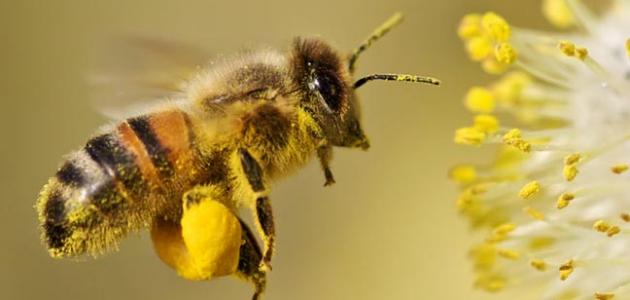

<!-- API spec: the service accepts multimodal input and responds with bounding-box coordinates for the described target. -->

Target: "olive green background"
[1,1,548,299]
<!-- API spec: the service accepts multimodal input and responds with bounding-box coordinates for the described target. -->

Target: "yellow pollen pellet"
[576,47,588,60]
[497,248,521,260]
[542,0,576,29]
[621,213,630,222]
[465,87,495,113]
[563,165,579,181]
[455,127,486,146]
[564,153,581,165]
[611,164,629,174]
[595,292,615,300]
[559,259,574,281]
[530,259,547,271]
[495,42,517,64]
[449,165,477,184]
[473,114,499,133]
[556,192,575,209]
[593,220,611,233]
[519,181,541,199]
[481,12,511,42]
[559,40,576,56]
[523,206,545,220]
[607,226,621,237]
[458,14,482,39]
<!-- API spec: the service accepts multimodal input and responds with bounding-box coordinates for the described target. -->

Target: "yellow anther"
[497,248,521,260]
[559,259,574,281]
[473,114,500,133]
[611,164,628,174]
[626,38,630,59]
[593,220,611,233]
[556,192,575,209]
[530,259,547,271]
[487,223,516,243]
[576,47,588,60]
[529,236,555,250]
[466,36,493,61]
[465,87,495,113]
[481,12,511,42]
[595,292,615,300]
[621,213,630,222]
[455,127,486,146]
[564,153,581,165]
[503,129,531,152]
[607,226,621,237]
[563,165,579,181]
[450,165,477,184]
[481,57,509,74]
[559,41,576,56]
[492,71,531,102]
[475,275,506,292]
[458,14,482,39]
[519,181,541,200]
[523,206,545,220]
[495,42,517,64]
[542,0,576,29]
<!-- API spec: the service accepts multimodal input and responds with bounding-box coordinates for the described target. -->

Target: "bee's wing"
[88,36,211,120]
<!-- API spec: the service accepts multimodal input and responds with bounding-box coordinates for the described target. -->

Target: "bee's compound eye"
[313,71,343,113]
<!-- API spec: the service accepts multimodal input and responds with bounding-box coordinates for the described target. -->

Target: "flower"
[452,1,630,299]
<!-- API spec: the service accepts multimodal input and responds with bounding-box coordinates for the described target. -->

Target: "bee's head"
[289,13,440,150]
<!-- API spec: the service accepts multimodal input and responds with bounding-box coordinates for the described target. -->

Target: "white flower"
[452,1,630,299]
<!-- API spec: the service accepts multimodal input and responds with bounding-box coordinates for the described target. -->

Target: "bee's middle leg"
[238,148,276,270]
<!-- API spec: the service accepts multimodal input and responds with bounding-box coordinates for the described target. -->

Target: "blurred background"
[0,1,551,299]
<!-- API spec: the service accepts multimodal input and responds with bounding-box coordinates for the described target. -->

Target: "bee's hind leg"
[238,148,276,271]
[236,219,267,300]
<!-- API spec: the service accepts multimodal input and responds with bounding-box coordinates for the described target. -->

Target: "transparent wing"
[88,36,211,120]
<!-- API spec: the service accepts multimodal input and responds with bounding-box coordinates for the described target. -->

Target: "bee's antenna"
[348,12,404,74]
[353,73,441,89]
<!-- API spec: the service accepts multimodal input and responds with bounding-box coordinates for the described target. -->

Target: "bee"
[36,13,439,299]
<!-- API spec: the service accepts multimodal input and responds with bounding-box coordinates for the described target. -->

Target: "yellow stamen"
[559,40,576,56]
[611,164,629,174]
[530,259,547,271]
[455,127,486,146]
[593,220,611,233]
[563,165,579,181]
[492,71,531,102]
[542,0,576,29]
[575,47,588,60]
[449,165,477,184]
[466,36,493,61]
[523,206,545,220]
[458,14,482,39]
[502,129,531,152]
[473,114,499,133]
[465,86,495,113]
[497,248,521,260]
[519,181,541,200]
[626,38,630,59]
[621,213,630,222]
[595,292,615,300]
[607,226,621,237]
[487,223,516,243]
[564,153,581,165]
[556,192,575,209]
[559,259,574,281]
[481,12,511,42]
[494,42,517,64]
[481,57,509,74]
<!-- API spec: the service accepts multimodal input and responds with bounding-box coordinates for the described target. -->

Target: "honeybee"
[36,13,439,299]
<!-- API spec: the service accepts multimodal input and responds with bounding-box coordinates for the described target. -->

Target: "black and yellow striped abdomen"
[37,109,216,257]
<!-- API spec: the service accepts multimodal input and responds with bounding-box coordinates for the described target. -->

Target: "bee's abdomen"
[38,109,198,257]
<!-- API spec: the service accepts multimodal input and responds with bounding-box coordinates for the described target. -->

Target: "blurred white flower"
[452,1,630,299]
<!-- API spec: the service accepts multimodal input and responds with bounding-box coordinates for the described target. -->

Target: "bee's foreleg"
[317,144,335,186]
[238,148,276,270]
